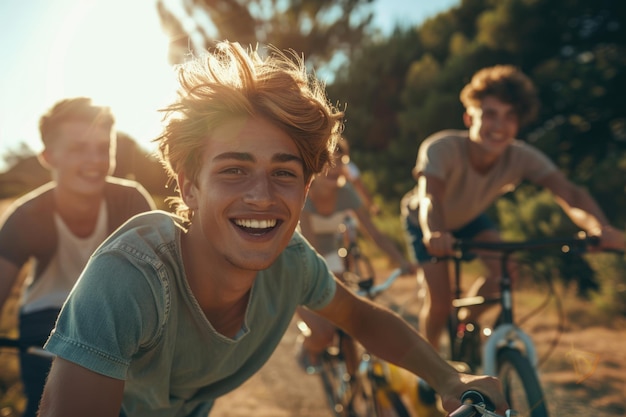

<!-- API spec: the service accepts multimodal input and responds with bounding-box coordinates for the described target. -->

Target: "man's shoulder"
[112,210,181,236]
[1,182,56,220]
[507,139,548,157]
[103,177,155,218]
[104,176,148,195]
[422,129,468,147]
[95,210,183,262]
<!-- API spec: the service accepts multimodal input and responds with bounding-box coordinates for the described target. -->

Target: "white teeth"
[235,219,277,229]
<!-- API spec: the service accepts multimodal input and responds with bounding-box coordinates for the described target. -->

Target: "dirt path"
[211,275,626,417]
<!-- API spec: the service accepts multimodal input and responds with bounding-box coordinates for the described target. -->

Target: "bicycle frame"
[449,250,539,376]
[444,234,618,417]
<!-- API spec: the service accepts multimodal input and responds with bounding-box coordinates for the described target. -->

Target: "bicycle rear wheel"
[497,348,549,417]
[319,350,353,416]
[319,345,377,416]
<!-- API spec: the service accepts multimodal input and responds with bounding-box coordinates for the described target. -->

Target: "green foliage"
[157,0,375,68]
[495,185,626,301]
[587,253,626,317]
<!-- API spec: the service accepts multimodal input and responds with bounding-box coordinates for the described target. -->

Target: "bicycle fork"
[482,323,539,376]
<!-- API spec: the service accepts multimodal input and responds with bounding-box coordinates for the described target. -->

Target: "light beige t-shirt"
[402,130,557,230]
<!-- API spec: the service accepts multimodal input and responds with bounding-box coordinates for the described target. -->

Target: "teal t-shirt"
[45,211,336,417]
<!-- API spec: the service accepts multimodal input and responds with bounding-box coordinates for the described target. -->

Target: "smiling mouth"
[233,218,279,234]
[80,169,106,180]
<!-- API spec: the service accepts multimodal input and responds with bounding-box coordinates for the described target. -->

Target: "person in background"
[335,138,380,216]
[401,64,626,350]
[0,97,155,417]
[38,42,506,417]
[296,140,415,372]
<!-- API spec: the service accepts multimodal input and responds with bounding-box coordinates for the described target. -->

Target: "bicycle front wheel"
[372,388,411,417]
[497,348,549,417]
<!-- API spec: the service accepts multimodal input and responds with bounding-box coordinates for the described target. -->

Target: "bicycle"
[0,336,55,417]
[436,233,623,417]
[298,215,443,417]
[449,390,517,417]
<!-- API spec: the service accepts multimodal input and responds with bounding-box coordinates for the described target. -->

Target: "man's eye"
[222,167,244,175]
[275,169,297,178]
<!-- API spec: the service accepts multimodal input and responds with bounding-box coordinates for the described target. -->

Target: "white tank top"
[20,201,108,313]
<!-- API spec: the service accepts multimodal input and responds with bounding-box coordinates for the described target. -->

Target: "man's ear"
[37,150,54,171]
[177,171,198,210]
[463,111,472,128]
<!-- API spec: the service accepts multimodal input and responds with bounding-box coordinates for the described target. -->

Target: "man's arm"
[314,279,507,413]
[538,171,625,250]
[38,357,125,417]
[417,174,455,256]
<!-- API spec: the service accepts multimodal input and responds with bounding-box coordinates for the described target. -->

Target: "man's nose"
[244,175,274,205]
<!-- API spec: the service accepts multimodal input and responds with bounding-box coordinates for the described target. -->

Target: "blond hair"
[39,97,115,148]
[156,41,344,221]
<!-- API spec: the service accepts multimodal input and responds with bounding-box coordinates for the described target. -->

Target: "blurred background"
[1,0,625,317]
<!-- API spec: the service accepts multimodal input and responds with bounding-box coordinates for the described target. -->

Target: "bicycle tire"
[372,387,411,417]
[319,350,353,416]
[319,351,380,417]
[497,348,549,417]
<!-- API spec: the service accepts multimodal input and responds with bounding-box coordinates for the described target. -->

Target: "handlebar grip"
[461,390,485,404]
[447,390,497,417]
[461,390,495,411]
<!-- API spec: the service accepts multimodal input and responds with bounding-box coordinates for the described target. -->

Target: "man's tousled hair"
[156,41,344,221]
[460,65,539,126]
[39,97,115,147]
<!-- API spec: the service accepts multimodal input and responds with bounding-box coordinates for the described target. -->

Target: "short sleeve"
[414,132,461,181]
[44,251,162,380]
[516,143,558,183]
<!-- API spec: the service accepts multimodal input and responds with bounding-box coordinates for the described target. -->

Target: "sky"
[0,0,459,172]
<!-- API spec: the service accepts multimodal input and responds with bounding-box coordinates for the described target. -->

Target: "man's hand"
[439,373,508,416]
[423,230,455,257]
[591,225,625,252]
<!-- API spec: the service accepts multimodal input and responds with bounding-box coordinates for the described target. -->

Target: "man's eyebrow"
[213,152,302,164]
[273,153,303,165]
[213,152,253,162]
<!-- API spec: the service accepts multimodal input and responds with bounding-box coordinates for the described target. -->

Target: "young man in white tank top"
[0,97,155,417]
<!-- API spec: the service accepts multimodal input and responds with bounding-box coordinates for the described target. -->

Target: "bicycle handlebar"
[448,390,517,417]
[355,268,403,299]
[454,234,599,254]
[0,337,56,360]
[452,233,624,257]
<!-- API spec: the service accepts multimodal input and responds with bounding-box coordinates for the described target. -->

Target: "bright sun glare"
[56,0,177,147]
[12,0,177,158]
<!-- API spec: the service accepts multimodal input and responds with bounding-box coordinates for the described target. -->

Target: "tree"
[156,0,376,68]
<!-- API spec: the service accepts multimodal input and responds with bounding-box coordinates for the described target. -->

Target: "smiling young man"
[0,97,155,417]
[38,42,507,417]
[401,65,626,349]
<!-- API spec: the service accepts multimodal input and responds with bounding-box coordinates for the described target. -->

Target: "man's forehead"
[55,120,112,142]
